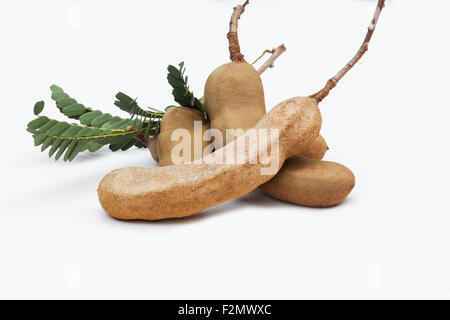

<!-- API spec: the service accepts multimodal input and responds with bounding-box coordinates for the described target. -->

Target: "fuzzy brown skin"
[301,135,328,160]
[156,107,212,167]
[259,155,355,207]
[98,97,321,220]
[204,62,266,149]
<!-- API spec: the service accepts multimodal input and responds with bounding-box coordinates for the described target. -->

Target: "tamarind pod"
[204,62,266,150]
[156,107,211,166]
[259,155,355,207]
[300,135,328,160]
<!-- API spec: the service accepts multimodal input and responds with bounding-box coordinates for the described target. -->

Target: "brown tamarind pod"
[299,135,328,160]
[259,155,355,207]
[156,107,212,166]
[205,4,327,160]
[204,2,266,150]
[204,62,266,150]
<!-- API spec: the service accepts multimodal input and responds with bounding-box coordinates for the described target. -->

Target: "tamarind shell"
[301,135,328,160]
[259,155,355,207]
[156,107,212,166]
[204,62,266,149]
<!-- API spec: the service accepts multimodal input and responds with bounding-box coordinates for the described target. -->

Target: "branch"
[257,44,287,75]
[227,1,250,62]
[311,0,386,102]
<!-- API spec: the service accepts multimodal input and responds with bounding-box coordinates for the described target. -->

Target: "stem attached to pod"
[311,0,386,102]
[257,44,287,75]
[227,0,249,62]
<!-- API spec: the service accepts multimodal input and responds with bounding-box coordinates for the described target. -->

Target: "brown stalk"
[311,0,386,102]
[227,0,249,62]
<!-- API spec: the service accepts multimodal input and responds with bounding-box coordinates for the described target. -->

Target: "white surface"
[1,0,450,299]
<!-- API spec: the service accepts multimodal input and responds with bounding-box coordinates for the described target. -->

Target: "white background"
[1,0,449,299]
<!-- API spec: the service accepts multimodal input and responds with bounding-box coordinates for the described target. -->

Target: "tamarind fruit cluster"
[98,0,385,220]
[98,97,322,220]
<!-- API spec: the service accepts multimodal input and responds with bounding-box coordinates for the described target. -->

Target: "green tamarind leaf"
[91,113,113,127]
[27,116,49,130]
[33,101,45,115]
[79,110,102,125]
[62,103,86,117]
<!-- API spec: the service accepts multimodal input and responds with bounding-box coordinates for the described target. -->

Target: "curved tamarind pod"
[156,107,211,166]
[259,155,355,207]
[98,97,321,220]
